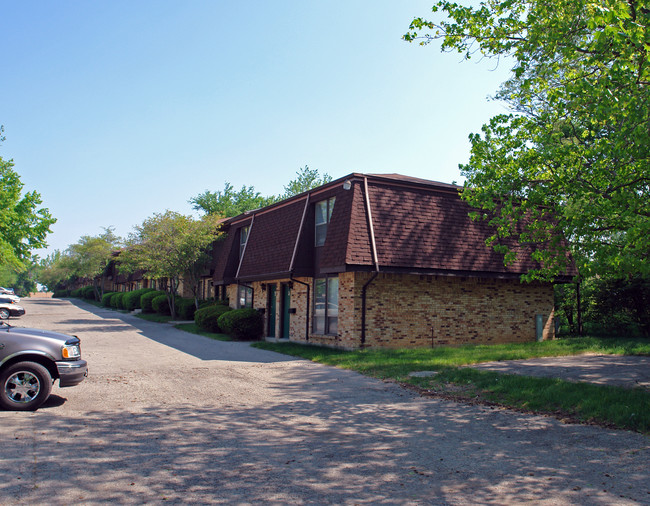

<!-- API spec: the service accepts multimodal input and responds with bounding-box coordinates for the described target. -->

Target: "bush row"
[193,303,262,340]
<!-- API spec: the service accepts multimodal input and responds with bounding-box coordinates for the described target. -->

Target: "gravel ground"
[1,298,648,505]
[469,355,650,390]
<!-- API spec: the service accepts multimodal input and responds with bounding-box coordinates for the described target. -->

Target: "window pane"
[327,197,336,221]
[315,201,328,225]
[314,316,325,334]
[315,224,327,247]
[327,277,339,317]
[327,317,338,335]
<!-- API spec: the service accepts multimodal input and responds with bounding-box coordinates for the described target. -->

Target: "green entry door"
[280,284,291,338]
[267,284,276,338]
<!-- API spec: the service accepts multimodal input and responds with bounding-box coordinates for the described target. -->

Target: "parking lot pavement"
[1,297,649,505]
[469,354,650,390]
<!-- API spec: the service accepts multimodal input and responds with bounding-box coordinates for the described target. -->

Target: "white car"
[0,287,15,295]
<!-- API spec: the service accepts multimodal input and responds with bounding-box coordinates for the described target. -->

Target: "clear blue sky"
[1,0,511,257]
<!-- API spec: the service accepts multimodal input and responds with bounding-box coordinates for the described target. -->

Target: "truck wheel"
[0,308,9,320]
[0,362,52,411]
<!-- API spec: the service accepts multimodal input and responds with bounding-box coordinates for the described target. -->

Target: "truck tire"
[0,362,53,411]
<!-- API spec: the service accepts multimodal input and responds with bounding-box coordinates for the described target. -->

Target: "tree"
[189,183,278,217]
[0,259,38,296]
[280,165,332,199]
[405,0,650,280]
[119,211,221,317]
[66,228,121,300]
[190,166,332,217]
[38,250,75,292]
[0,151,56,270]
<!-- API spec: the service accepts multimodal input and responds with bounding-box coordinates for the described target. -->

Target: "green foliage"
[217,307,263,340]
[141,290,166,313]
[194,304,232,333]
[52,289,70,298]
[175,297,198,320]
[110,292,125,309]
[0,153,56,270]
[189,182,278,217]
[101,292,115,307]
[70,288,83,298]
[122,288,154,311]
[405,0,650,280]
[81,286,96,300]
[280,166,332,199]
[119,211,221,318]
[37,228,120,293]
[152,293,172,315]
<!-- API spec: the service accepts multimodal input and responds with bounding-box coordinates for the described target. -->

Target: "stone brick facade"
[223,271,554,349]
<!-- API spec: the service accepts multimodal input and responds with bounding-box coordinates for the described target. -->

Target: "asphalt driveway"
[1,298,648,505]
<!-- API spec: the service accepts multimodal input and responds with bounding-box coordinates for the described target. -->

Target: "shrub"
[71,288,83,298]
[101,292,115,307]
[195,304,232,333]
[81,286,96,300]
[123,288,154,311]
[141,290,166,313]
[110,292,125,309]
[217,308,263,341]
[52,289,70,298]
[176,298,198,320]
[152,294,172,315]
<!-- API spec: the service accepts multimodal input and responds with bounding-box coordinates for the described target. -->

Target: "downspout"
[361,177,380,347]
[290,195,311,341]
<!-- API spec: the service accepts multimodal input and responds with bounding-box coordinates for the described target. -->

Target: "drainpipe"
[290,195,311,341]
[361,176,380,347]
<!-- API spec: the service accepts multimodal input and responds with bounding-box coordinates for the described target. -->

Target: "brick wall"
[357,273,555,348]
[223,271,554,349]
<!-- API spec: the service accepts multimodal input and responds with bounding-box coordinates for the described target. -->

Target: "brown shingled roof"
[211,173,576,282]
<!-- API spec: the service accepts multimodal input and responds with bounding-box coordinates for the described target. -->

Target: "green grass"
[135,313,173,323]
[174,323,231,341]
[252,337,650,434]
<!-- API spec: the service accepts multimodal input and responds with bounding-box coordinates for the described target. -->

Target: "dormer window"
[239,225,249,259]
[315,197,335,247]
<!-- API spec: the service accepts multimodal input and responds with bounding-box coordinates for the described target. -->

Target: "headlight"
[62,345,81,359]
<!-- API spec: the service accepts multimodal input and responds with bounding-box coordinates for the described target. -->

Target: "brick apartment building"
[212,173,576,349]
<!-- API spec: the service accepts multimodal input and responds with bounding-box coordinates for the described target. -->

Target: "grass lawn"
[135,313,174,323]
[252,337,650,434]
[174,323,231,341]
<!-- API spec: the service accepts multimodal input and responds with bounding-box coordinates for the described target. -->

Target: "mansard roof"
[212,173,576,283]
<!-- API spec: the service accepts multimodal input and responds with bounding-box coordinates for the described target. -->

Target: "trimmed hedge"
[81,286,96,300]
[152,294,172,315]
[53,289,70,298]
[195,304,232,333]
[101,292,115,307]
[217,308,263,341]
[176,297,198,320]
[71,288,83,298]
[110,292,125,309]
[141,290,166,313]
[123,288,154,311]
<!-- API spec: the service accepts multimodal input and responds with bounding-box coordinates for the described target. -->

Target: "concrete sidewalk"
[469,353,650,390]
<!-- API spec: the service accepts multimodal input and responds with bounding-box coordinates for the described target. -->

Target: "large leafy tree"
[66,228,121,300]
[406,0,650,280]
[119,211,221,317]
[0,136,56,270]
[190,166,332,217]
[189,183,278,217]
[280,165,332,199]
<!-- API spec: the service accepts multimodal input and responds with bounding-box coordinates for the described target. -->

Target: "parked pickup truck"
[0,322,88,410]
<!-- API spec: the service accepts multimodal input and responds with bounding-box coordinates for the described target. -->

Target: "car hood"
[1,326,77,342]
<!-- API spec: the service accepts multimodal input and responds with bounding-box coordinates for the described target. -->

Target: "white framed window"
[238,285,253,308]
[240,225,250,259]
[313,276,339,335]
[315,197,335,247]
